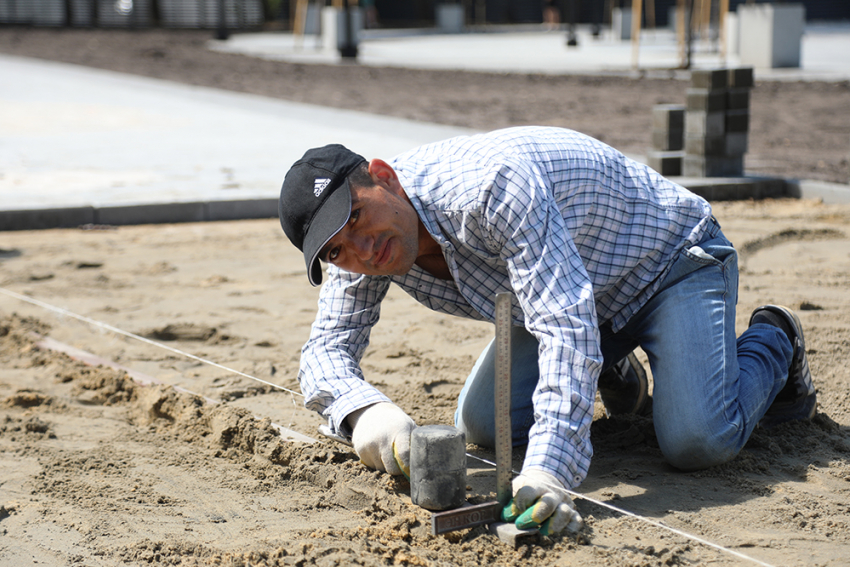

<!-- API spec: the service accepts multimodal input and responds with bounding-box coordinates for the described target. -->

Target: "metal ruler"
[494,292,513,505]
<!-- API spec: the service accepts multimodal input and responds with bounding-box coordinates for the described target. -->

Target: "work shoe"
[749,305,817,428]
[598,351,650,417]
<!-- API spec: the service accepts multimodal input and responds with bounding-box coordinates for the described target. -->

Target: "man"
[278,126,816,536]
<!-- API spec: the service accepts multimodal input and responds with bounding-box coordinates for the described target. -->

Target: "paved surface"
[0,54,475,229]
[214,22,850,82]
[2,23,850,230]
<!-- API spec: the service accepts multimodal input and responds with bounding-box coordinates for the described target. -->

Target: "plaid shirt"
[299,127,712,488]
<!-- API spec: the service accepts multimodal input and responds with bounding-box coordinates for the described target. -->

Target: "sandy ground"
[2,28,850,567]
[2,200,850,567]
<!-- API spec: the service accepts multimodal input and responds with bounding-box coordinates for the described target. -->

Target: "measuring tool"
[430,292,538,546]
[493,291,513,506]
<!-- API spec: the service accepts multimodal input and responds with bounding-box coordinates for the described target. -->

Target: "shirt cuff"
[327,387,391,439]
[522,429,591,489]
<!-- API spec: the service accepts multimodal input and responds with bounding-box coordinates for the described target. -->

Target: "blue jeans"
[455,220,792,471]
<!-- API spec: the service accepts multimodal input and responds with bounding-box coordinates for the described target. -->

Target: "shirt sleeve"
[298,266,394,438]
[482,159,602,489]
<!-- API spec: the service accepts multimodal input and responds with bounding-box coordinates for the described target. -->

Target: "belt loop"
[708,215,721,236]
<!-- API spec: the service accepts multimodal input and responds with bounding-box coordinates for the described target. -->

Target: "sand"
[2,198,850,566]
[1,28,850,567]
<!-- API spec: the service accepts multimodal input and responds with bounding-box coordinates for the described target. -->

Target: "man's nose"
[349,232,373,261]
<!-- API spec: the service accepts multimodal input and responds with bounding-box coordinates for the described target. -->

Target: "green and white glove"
[347,402,416,478]
[501,469,584,536]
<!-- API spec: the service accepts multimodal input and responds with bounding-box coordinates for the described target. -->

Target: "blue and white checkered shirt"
[299,126,712,488]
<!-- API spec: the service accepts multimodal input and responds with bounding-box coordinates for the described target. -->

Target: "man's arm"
[300,267,418,476]
[298,267,394,437]
[482,160,602,490]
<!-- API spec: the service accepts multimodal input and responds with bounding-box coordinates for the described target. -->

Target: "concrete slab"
[0,54,476,230]
[791,179,850,205]
[211,22,850,82]
[3,20,850,232]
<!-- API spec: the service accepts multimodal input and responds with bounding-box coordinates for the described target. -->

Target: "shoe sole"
[626,351,650,416]
[599,351,650,417]
[751,305,817,427]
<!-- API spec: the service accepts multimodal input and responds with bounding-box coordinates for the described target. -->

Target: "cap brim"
[302,179,353,287]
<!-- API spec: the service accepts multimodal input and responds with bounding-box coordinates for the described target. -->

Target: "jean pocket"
[682,244,720,266]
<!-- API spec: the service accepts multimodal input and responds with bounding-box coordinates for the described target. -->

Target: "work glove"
[348,402,416,478]
[501,469,584,536]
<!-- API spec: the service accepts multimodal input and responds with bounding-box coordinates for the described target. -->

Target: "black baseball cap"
[279,144,367,286]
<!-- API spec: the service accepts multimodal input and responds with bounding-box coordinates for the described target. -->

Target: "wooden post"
[294,0,307,37]
[699,0,711,40]
[631,0,643,69]
[719,0,730,63]
[677,0,687,68]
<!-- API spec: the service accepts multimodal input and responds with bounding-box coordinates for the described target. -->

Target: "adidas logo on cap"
[313,177,331,197]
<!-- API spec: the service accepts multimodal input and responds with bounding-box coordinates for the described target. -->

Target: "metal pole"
[566,0,578,46]
[339,0,358,59]
[216,0,229,40]
[592,0,602,37]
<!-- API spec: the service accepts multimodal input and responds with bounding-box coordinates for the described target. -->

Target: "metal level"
[431,501,502,535]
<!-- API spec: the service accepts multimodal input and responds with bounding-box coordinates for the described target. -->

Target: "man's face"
[319,161,421,277]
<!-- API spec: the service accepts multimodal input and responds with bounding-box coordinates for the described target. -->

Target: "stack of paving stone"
[683,67,754,177]
[648,104,686,176]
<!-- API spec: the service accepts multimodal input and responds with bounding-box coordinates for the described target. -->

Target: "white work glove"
[502,469,584,536]
[347,402,416,478]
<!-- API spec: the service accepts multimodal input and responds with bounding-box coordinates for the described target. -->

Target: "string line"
[0,287,303,398]
[465,453,775,567]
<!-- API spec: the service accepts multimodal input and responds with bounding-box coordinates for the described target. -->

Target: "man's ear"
[368,158,398,186]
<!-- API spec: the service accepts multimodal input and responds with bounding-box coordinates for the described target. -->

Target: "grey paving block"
[725,109,750,133]
[648,150,684,176]
[685,133,748,156]
[686,110,726,137]
[0,207,95,231]
[652,104,686,131]
[725,132,748,155]
[726,87,751,110]
[652,128,684,151]
[691,69,728,90]
[728,67,755,88]
[487,522,540,548]
[686,88,727,112]
[683,155,744,177]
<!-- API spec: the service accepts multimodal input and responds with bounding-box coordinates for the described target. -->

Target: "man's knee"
[455,408,495,448]
[657,424,741,471]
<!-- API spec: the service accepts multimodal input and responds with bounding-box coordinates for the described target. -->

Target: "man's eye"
[350,209,360,224]
[328,247,340,262]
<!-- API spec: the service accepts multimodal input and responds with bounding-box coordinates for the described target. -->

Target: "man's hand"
[501,469,583,536]
[347,402,416,477]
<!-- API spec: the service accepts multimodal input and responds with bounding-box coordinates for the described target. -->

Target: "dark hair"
[346,161,372,190]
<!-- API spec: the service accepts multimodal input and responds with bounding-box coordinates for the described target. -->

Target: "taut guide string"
[0,286,776,567]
